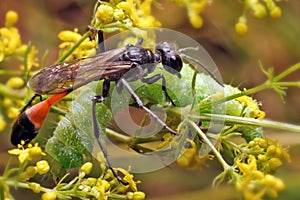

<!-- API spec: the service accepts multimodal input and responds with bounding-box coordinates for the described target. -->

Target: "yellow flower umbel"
[93,0,161,28]
[0,10,39,130]
[176,139,207,169]
[236,155,285,200]
[234,138,290,199]
[235,0,284,35]
[8,142,46,164]
[58,29,96,60]
[0,10,39,67]
[236,92,266,119]
[0,10,21,61]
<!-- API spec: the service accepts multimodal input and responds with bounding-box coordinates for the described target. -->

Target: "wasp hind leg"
[20,94,43,113]
[91,79,129,185]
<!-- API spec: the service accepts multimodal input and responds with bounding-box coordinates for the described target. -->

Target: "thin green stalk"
[105,128,132,143]
[0,83,27,99]
[56,32,91,63]
[201,62,300,110]
[273,62,300,82]
[201,83,269,109]
[0,70,22,76]
[189,113,300,133]
[274,82,300,87]
[188,119,231,170]
[23,43,33,83]
[4,179,52,193]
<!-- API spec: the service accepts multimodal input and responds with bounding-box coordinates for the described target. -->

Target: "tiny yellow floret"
[6,77,24,89]
[0,116,7,132]
[253,4,267,19]
[42,191,57,200]
[96,4,114,24]
[58,30,81,42]
[270,6,282,19]
[235,22,248,36]
[36,160,50,174]
[5,10,18,27]
[80,162,93,175]
[29,182,41,193]
[133,191,146,200]
[189,13,203,28]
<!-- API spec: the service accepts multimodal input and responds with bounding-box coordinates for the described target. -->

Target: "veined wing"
[28,47,130,94]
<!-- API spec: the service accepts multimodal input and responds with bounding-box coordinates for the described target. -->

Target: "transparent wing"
[28,47,131,94]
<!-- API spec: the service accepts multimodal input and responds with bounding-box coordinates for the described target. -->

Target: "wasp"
[11,29,223,184]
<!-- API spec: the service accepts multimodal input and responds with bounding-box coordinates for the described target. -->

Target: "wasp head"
[155,42,182,78]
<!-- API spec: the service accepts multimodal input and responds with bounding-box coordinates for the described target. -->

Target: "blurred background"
[0,0,300,199]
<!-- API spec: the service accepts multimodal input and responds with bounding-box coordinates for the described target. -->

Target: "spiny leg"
[141,74,176,106]
[92,79,128,185]
[119,78,178,135]
[89,30,128,185]
[20,94,42,113]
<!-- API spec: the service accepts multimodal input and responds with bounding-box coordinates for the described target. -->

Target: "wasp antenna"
[136,38,144,46]
[180,54,224,87]
[178,46,199,53]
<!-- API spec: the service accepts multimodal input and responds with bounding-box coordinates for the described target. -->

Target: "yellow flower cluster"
[58,29,96,59]
[76,162,146,199]
[95,0,161,28]
[176,139,208,168]
[236,93,266,119]
[235,138,290,199]
[185,0,207,28]
[0,10,39,132]
[171,0,207,28]
[8,142,50,181]
[8,142,46,163]
[0,10,39,67]
[235,0,284,35]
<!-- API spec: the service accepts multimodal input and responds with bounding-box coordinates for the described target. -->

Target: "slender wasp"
[11,29,223,184]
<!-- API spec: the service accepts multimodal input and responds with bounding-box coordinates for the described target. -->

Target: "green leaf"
[46,84,111,168]
[236,126,263,142]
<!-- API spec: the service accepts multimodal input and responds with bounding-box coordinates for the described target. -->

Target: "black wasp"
[11,29,222,184]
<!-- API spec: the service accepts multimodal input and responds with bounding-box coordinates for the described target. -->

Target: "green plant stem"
[3,179,52,193]
[0,83,27,99]
[201,62,300,110]
[56,32,91,63]
[0,70,23,76]
[189,113,300,133]
[23,43,33,82]
[188,119,231,170]
[273,62,300,82]
[200,84,268,109]
[105,128,132,143]
[274,82,300,87]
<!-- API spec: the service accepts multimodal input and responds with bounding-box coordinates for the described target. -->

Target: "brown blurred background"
[0,0,300,199]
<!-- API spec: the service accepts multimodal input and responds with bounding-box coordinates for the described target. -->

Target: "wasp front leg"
[141,74,177,106]
[118,78,179,136]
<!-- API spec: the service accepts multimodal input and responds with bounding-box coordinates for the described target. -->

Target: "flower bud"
[235,22,248,36]
[5,10,18,27]
[36,160,50,174]
[42,192,57,200]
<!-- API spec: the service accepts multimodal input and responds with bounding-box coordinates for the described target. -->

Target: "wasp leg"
[20,94,43,113]
[92,79,129,185]
[141,74,176,106]
[87,26,105,54]
[96,29,105,53]
[119,78,178,136]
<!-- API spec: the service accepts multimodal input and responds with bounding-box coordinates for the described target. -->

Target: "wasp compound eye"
[155,42,182,77]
